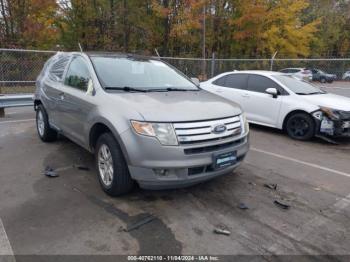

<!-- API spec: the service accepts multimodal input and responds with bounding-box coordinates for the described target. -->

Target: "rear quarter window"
[48,55,71,82]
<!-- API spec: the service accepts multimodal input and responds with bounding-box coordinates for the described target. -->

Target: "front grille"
[339,111,350,120]
[184,139,244,155]
[173,116,242,145]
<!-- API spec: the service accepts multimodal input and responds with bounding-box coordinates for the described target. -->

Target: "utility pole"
[202,2,206,80]
[270,51,278,71]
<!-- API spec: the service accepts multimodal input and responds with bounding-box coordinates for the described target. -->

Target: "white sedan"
[201,71,350,140]
[342,71,350,81]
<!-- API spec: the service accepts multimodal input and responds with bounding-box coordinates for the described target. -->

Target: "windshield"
[90,56,199,91]
[273,75,326,95]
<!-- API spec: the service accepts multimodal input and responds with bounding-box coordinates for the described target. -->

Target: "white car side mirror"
[191,77,200,86]
[265,88,278,98]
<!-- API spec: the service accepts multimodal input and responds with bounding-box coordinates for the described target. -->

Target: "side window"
[49,55,70,82]
[247,75,285,94]
[224,74,248,90]
[280,69,289,73]
[64,57,90,91]
[213,76,227,86]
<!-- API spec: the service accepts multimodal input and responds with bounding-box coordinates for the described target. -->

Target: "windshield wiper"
[296,91,325,95]
[149,87,198,92]
[308,91,326,95]
[105,86,148,92]
[165,87,197,92]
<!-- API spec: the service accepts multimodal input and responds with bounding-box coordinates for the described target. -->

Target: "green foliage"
[0,0,349,57]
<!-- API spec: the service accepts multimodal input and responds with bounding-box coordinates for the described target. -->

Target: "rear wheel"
[36,104,57,142]
[285,113,315,141]
[95,133,134,196]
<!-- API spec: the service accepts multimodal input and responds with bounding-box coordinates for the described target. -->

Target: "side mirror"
[191,77,200,86]
[265,88,278,98]
[86,79,95,96]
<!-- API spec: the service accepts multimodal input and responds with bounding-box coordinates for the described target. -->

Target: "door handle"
[242,93,249,98]
[215,89,223,93]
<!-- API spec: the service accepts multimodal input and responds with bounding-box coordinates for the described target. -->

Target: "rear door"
[40,55,70,128]
[210,73,249,109]
[59,56,95,145]
[244,75,284,126]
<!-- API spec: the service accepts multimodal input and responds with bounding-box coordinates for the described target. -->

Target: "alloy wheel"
[98,144,114,187]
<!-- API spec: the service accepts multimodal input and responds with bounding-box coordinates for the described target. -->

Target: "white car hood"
[300,93,350,111]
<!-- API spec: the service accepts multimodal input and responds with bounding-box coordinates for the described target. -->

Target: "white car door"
[243,74,284,127]
[205,73,249,111]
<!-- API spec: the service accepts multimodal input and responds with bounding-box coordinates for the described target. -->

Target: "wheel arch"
[282,110,315,131]
[88,121,130,164]
[89,122,112,152]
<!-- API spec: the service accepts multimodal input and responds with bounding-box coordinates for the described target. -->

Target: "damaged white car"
[201,71,350,141]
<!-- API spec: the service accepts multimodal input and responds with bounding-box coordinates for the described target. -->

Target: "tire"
[320,78,326,83]
[36,104,58,142]
[285,113,315,141]
[95,133,134,196]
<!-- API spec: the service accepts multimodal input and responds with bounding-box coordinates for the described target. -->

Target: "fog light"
[153,169,169,177]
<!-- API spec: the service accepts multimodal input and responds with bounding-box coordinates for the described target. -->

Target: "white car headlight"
[240,113,249,135]
[131,121,178,146]
[319,106,344,121]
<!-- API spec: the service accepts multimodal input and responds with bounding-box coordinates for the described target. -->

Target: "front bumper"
[120,129,249,189]
[317,118,350,137]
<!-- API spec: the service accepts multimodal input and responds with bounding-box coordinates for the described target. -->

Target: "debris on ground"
[213,226,231,236]
[264,183,277,190]
[74,165,90,171]
[43,166,59,178]
[238,203,249,210]
[123,214,156,232]
[248,182,256,186]
[274,200,290,210]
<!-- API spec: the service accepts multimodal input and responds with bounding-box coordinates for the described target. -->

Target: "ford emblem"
[212,124,227,134]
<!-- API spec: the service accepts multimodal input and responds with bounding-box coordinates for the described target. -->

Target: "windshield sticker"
[131,63,145,74]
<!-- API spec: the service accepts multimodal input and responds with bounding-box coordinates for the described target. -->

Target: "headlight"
[131,121,178,146]
[319,107,345,120]
[240,113,249,135]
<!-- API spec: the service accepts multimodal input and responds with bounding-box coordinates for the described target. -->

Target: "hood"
[109,90,242,122]
[300,93,350,111]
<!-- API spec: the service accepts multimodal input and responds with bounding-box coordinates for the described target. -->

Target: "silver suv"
[34,52,249,196]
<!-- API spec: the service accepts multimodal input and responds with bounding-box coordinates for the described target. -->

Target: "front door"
[59,56,95,145]
[244,75,283,127]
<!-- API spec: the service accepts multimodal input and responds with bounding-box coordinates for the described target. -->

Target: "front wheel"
[285,113,315,141]
[95,133,134,196]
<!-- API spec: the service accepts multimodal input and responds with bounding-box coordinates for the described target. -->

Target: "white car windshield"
[91,56,199,92]
[273,75,326,95]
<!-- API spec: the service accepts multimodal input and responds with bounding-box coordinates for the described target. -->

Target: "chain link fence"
[1,48,350,94]
[0,49,55,94]
[163,57,350,80]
